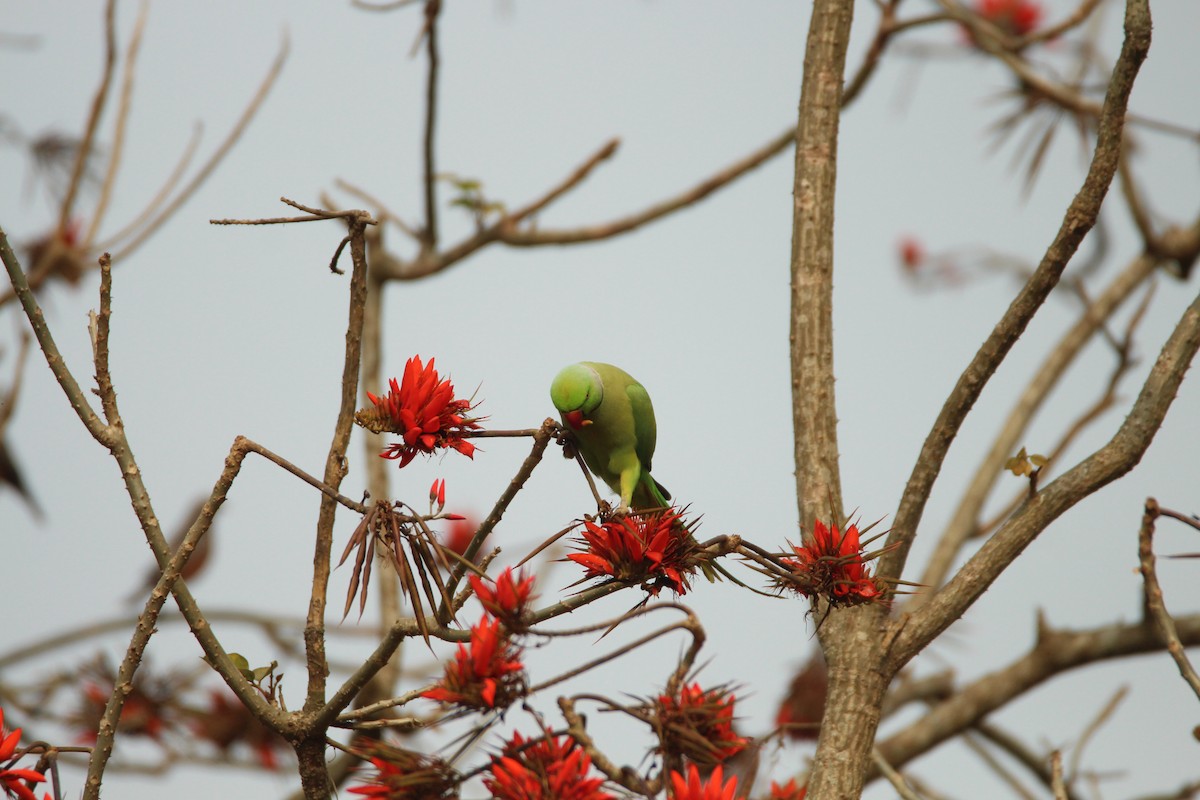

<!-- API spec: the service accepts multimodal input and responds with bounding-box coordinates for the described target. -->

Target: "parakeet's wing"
[625,381,657,472]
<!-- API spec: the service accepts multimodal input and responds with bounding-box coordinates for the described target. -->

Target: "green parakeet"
[550,362,671,513]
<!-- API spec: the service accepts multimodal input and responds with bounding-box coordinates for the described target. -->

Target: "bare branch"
[895,284,1200,664]
[876,613,1200,779]
[912,253,1158,599]
[880,0,1152,586]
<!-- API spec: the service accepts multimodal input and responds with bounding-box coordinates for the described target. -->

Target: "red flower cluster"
[1,708,47,800]
[568,509,699,596]
[484,733,612,800]
[653,683,748,766]
[422,616,525,710]
[769,778,807,800]
[349,742,459,800]
[469,567,536,630]
[190,691,287,770]
[974,0,1042,36]
[359,356,482,469]
[780,520,884,607]
[669,764,738,800]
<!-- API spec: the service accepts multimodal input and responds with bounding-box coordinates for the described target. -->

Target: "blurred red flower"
[78,681,171,741]
[422,616,525,710]
[359,356,482,468]
[897,236,925,272]
[568,508,699,596]
[974,0,1042,36]
[769,778,808,800]
[484,732,613,800]
[669,764,738,800]
[190,690,288,770]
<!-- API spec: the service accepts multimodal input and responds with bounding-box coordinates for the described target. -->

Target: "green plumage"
[550,362,671,512]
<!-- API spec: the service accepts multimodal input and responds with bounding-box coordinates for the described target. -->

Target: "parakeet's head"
[550,363,603,430]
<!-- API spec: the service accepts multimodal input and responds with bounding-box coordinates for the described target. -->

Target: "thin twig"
[83,0,149,252]
[1051,751,1069,800]
[871,749,925,800]
[1067,684,1127,783]
[1138,498,1200,701]
[59,0,116,233]
[419,0,440,254]
[110,34,290,263]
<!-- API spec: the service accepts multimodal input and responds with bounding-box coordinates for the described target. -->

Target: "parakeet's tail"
[632,474,671,511]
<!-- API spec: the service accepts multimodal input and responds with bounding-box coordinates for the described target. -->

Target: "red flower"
[779,520,885,607]
[0,708,46,800]
[567,509,700,596]
[190,691,287,770]
[422,616,525,710]
[484,733,613,800]
[441,516,481,559]
[358,356,483,469]
[653,683,748,766]
[669,764,738,800]
[348,743,458,800]
[775,654,827,741]
[769,778,807,800]
[469,567,536,630]
[974,0,1042,36]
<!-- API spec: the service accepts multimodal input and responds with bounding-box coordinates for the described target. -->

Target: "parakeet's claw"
[613,503,632,517]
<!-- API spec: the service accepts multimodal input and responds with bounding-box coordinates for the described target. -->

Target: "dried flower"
[652,683,748,766]
[567,508,701,596]
[0,707,46,800]
[349,742,459,800]
[669,764,738,800]
[469,567,537,630]
[422,616,525,710]
[357,356,482,469]
[779,520,885,607]
[775,653,827,741]
[484,733,613,800]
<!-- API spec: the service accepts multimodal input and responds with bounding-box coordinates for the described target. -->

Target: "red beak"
[564,410,589,429]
